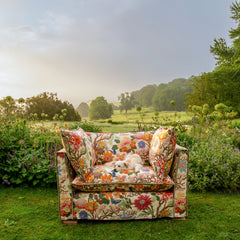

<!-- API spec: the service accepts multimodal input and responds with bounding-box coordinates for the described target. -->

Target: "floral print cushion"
[149,127,177,181]
[71,165,174,192]
[61,128,96,181]
[72,191,174,220]
[86,131,154,165]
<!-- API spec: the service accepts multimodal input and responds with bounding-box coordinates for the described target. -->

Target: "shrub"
[66,121,102,132]
[0,119,62,186]
[0,120,102,186]
[188,133,240,193]
[1,147,59,187]
[79,121,102,132]
[0,119,31,162]
[177,133,197,149]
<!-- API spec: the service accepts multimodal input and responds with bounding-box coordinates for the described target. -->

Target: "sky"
[0,0,235,107]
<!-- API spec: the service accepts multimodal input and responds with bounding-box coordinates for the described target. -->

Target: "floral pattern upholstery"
[57,129,188,222]
[72,165,174,192]
[72,191,174,220]
[170,145,188,217]
[85,131,154,165]
[149,127,177,181]
[61,128,96,181]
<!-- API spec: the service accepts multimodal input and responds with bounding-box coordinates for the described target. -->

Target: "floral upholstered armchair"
[56,127,188,224]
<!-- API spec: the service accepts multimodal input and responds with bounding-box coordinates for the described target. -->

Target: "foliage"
[1,148,57,187]
[152,78,192,111]
[0,92,81,121]
[69,120,102,132]
[0,119,103,186]
[0,119,32,162]
[177,132,197,149]
[0,96,22,120]
[0,119,62,187]
[76,102,89,118]
[132,85,157,107]
[88,96,113,120]
[188,132,240,193]
[118,92,135,114]
[25,92,81,121]
[186,1,240,113]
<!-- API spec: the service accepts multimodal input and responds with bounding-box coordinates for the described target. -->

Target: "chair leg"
[174,217,186,220]
[63,220,78,225]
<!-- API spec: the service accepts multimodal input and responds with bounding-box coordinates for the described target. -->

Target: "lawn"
[91,109,192,133]
[0,187,239,240]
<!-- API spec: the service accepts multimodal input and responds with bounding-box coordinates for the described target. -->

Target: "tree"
[76,102,89,118]
[152,78,192,111]
[186,1,240,112]
[186,74,218,108]
[25,92,81,121]
[0,96,17,119]
[89,96,113,120]
[131,85,157,107]
[140,85,157,107]
[118,92,135,114]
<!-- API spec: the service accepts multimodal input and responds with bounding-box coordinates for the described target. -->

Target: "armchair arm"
[56,149,75,221]
[170,144,189,218]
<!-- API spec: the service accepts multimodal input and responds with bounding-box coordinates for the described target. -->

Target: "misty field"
[87,108,192,132]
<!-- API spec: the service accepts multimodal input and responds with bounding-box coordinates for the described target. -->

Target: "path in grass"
[0,187,239,240]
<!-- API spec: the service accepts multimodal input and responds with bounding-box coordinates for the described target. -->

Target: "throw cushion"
[149,127,177,181]
[71,165,174,192]
[85,131,154,165]
[60,127,96,181]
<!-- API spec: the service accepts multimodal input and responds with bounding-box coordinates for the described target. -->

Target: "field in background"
[86,108,192,132]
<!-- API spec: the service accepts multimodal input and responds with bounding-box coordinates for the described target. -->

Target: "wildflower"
[2,179,10,185]
[63,122,68,128]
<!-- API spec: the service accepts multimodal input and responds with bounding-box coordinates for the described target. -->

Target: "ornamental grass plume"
[18,139,25,146]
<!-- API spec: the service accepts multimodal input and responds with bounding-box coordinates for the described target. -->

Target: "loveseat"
[56,127,188,224]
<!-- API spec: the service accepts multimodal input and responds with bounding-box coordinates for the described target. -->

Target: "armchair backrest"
[86,131,154,165]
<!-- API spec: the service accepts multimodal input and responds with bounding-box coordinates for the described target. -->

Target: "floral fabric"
[60,128,96,181]
[72,165,174,192]
[56,133,188,222]
[86,131,154,165]
[149,127,177,181]
[72,191,174,220]
[56,151,74,220]
[170,145,188,218]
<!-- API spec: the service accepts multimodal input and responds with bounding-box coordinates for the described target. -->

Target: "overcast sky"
[0,0,234,107]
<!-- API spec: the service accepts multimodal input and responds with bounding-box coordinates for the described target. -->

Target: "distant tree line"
[76,78,193,120]
[0,92,81,121]
[131,78,192,111]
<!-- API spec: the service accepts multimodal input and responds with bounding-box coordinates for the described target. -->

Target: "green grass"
[92,108,192,132]
[102,108,192,124]
[28,109,192,133]
[0,187,239,240]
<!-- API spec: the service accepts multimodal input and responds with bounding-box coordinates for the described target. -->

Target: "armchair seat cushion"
[71,165,174,192]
